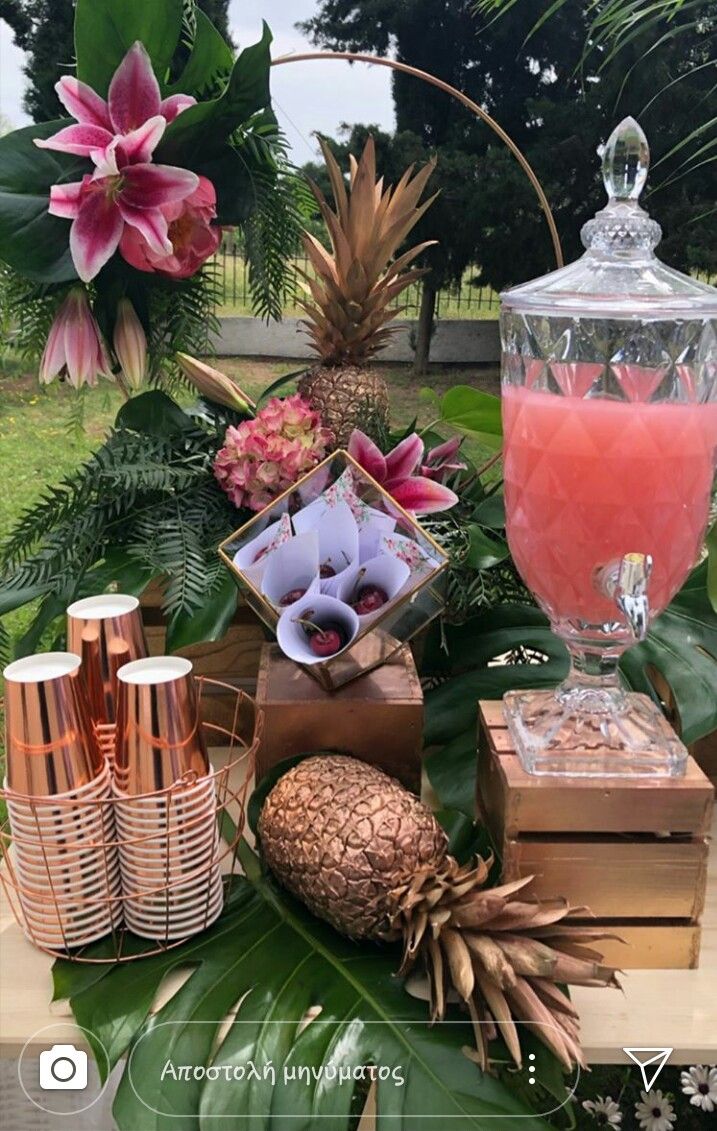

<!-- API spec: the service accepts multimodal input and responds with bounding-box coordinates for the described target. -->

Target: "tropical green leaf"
[620,561,717,744]
[115,390,194,437]
[466,524,509,569]
[82,548,157,599]
[439,386,503,449]
[166,9,234,98]
[74,0,184,96]
[424,731,481,818]
[424,645,567,747]
[0,583,51,616]
[156,24,273,167]
[256,368,307,407]
[54,871,555,1131]
[14,592,67,657]
[471,492,506,530]
[166,570,237,650]
[0,121,86,282]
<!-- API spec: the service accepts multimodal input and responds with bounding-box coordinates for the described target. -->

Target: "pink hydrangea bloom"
[119,176,221,278]
[214,395,334,511]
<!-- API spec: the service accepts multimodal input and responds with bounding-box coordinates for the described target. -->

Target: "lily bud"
[39,287,113,389]
[177,352,255,414]
[113,298,147,391]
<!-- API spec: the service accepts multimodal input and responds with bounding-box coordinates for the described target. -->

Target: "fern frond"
[0,406,239,631]
[147,269,222,387]
[232,118,313,323]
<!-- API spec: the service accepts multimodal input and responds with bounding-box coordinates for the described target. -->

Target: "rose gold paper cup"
[117,828,219,868]
[125,895,221,923]
[112,769,217,807]
[25,902,123,949]
[3,653,102,796]
[15,857,121,896]
[119,844,220,890]
[122,869,222,905]
[114,657,209,795]
[67,594,148,727]
[124,887,223,939]
[16,863,122,902]
[113,773,216,819]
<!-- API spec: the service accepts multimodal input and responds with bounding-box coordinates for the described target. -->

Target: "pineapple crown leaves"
[389,853,622,1074]
[298,135,439,365]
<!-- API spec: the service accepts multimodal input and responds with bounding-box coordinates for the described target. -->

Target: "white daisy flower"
[680,1065,717,1112]
[635,1090,676,1131]
[582,1095,623,1127]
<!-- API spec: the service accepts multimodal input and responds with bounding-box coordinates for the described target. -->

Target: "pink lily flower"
[421,436,467,482]
[348,429,459,515]
[48,141,199,282]
[35,42,195,164]
[39,288,113,389]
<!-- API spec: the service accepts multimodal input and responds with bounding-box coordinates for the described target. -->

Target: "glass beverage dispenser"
[500,118,717,776]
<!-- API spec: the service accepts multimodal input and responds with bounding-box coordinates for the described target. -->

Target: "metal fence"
[213,243,500,320]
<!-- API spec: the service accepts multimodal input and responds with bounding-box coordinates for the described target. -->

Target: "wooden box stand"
[255,643,424,791]
[477,701,715,970]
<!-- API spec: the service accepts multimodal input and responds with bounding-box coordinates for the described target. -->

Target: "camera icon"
[39,1044,88,1091]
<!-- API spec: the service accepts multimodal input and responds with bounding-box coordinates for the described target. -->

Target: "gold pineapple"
[297,137,437,446]
[259,754,621,1072]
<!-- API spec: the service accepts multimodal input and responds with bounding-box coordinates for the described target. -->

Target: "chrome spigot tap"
[603,552,653,641]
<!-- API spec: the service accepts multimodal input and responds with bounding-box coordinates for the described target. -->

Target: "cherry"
[293,614,346,658]
[279,587,307,607]
[353,584,389,615]
[309,626,344,657]
[319,562,336,578]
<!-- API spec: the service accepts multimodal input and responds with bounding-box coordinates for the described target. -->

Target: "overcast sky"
[0,1,395,161]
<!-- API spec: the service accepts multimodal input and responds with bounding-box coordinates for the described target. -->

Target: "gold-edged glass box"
[218,450,449,690]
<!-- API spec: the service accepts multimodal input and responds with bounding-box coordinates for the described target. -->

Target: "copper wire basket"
[0,679,261,963]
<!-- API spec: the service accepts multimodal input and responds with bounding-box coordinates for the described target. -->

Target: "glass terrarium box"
[218,450,449,690]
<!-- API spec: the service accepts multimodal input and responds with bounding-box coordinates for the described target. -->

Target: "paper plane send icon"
[623,1048,673,1092]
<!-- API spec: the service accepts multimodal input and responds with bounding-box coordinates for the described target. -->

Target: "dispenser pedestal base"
[503,687,689,777]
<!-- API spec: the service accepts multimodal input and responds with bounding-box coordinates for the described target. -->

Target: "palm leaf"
[54,863,556,1131]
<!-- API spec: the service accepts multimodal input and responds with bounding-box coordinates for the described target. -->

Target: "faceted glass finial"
[602,116,649,201]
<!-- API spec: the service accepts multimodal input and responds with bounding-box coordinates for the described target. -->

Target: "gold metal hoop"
[272,50,564,269]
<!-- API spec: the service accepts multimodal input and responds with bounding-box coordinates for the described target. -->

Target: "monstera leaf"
[423,605,569,816]
[54,857,557,1131]
[621,560,717,745]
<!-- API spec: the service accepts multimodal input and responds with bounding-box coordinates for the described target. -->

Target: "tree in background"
[302,0,717,371]
[1,0,232,122]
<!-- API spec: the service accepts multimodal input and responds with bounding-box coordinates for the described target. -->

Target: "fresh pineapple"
[259,754,621,1072]
[297,137,437,446]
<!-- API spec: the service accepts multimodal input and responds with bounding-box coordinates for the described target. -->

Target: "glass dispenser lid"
[502,117,717,319]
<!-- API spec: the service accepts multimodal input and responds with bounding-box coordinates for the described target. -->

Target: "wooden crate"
[477,700,715,969]
[255,643,424,791]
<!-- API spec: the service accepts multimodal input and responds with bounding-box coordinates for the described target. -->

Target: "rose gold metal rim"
[271,51,563,270]
[0,681,261,962]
